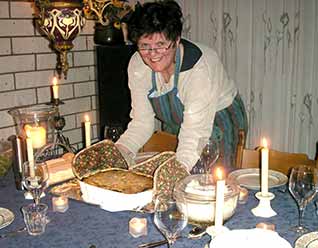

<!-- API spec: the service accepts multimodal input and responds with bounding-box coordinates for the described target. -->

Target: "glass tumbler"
[22,203,48,236]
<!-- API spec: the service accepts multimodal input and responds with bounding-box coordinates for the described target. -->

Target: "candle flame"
[216,167,223,180]
[262,138,268,148]
[84,115,90,122]
[52,77,58,86]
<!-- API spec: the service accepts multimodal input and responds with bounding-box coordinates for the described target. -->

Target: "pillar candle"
[84,115,91,147]
[215,167,225,228]
[25,124,46,149]
[261,138,269,195]
[25,130,35,177]
[52,77,59,99]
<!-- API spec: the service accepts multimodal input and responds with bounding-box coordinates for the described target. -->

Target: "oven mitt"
[153,156,190,200]
[72,139,128,179]
[130,151,175,176]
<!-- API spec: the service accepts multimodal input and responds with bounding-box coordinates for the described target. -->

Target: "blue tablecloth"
[0,171,317,248]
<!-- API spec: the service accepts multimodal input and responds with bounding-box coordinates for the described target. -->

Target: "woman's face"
[137,33,180,74]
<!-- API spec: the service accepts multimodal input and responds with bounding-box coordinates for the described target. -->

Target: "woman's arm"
[116,54,155,156]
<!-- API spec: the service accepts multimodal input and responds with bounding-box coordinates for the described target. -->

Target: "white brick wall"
[0,89,36,109]
[0,55,35,74]
[0,74,14,92]
[0,0,98,149]
[0,2,9,18]
[74,81,96,97]
[0,20,34,37]
[12,37,52,54]
[10,2,34,18]
[0,38,10,55]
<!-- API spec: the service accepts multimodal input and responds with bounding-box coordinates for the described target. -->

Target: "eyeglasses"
[138,42,174,54]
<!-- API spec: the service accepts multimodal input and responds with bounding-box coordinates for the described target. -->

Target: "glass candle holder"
[8,105,57,146]
[129,217,147,238]
[52,196,69,213]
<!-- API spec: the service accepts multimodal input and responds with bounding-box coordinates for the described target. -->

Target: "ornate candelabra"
[41,98,77,160]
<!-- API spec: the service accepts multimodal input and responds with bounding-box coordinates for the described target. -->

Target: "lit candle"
[84,115,91,147]
[25,130,35,177]
[129,217,147,238]
[215,167,225,228]
[238,187,249,204]
[261,138,269,196]
[25,124,46,149]
[52,196,69,213]
[52,77,59,99]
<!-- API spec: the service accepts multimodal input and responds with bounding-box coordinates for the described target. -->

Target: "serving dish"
[79,169,153,212]
[228,168,288,190]
[174,174,239,225]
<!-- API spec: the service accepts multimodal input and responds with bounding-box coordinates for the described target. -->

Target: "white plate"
[209,228,292,248]
[228,168,288,190]
[0,208,14,229]
[295,231,318,248]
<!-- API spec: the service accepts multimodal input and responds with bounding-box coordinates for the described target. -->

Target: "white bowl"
[79,180,152,212]
[174,174,239,225]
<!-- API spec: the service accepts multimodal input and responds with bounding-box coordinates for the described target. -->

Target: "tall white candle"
[84,115,91,147]
[52,77,59,99]
[215,167,225,228]
[25,130,35,177]
[261,138,269,195]
[25,124,46,149]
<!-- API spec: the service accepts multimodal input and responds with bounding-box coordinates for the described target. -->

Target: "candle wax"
[84,115,91,147]
[261,138,269,195]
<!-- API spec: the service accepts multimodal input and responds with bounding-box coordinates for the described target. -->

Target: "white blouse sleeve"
[116,54,155,156]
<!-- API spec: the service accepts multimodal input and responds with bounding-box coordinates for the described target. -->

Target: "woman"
[116,0,248,173]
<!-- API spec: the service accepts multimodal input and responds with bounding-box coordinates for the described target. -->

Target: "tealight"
[52,196,69,213]
[129,217,147,238]
[256,222,275,231]
[238,187,248,204]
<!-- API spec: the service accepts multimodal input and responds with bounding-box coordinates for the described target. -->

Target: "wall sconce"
[34,0,86,79]
[33,0,134,79]
[83,0,131,26]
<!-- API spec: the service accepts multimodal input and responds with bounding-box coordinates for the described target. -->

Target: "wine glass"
[195,137,220,175]
[154,195,188,247]
[288,165,318,234]
[22,161,49,205]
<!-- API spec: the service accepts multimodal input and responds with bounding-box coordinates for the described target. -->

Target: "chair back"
[139,131,177,152]
[236,147,316,175]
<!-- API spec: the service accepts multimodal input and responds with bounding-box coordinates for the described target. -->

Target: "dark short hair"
[128,0,183,44]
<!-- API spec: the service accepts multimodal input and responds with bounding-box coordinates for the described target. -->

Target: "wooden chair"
[139,131,177,153]
[236,146,316,175]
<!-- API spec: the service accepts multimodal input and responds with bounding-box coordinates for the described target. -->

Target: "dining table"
[0,169,317,248]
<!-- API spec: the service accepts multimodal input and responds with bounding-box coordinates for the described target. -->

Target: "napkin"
[209,228,292,248]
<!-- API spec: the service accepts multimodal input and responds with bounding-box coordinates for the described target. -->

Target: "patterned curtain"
[176,0,318,158]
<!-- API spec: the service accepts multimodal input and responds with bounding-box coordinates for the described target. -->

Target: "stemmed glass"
[288,165,318,234]
[22,161,49,205]
[154,195,188,247]
[194,137,220,175]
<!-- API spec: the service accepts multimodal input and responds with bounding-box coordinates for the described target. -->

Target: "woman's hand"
[115,143,136,167]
